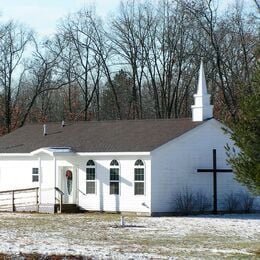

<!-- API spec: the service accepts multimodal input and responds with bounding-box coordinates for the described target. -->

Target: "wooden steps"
[55,204,81,213]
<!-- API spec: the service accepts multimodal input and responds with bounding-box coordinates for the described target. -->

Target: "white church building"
[0,62,258,214]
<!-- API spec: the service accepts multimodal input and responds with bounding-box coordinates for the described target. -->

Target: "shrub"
[174,187,195,215]
[224,192,240,212]
[194,191,212,213]
[239,191,255,212]
[174,188,212,215]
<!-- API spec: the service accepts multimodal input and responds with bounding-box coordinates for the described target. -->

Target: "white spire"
[191,61,213,121]
[197,60,208,96]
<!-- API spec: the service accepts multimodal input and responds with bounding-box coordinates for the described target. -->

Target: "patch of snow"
[0,213,259,258]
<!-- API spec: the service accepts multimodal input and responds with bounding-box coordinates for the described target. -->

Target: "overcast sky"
[0,0,121,37]
[0,0,256,38]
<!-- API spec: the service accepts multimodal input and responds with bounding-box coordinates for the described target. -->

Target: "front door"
[63,167,76,204]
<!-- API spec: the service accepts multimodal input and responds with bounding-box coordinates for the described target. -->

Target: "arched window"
[86,160,96,194]
[135,160,144,166]
[87,160,95,166]
[134,159,145,195]
[110,159,119,166]
[110,159,119,194]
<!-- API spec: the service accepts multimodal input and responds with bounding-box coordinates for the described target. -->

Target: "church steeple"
[191,60,213,121]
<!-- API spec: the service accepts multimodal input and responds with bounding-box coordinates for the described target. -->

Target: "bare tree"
[0,0,258,133]
[58,9,103,121]
[179,0,257,120]
[88,11,123,120]
[19,38,68,126]
[110,1,151,119]
[253,0,260,11]
[51,33,77,116]
[134,0,198,118]
[0,21,32,133]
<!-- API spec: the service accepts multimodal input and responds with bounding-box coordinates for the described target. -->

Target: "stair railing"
[55,187,64,213]
[77,188,87,196]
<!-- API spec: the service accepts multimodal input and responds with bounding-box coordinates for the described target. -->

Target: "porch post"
[38,157,41,206]
[75,165,78,205]
[53,156,56,205]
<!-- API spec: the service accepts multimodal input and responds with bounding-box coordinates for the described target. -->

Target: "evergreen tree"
[226,47,260,195]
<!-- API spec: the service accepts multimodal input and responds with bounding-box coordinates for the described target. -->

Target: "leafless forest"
[0,0,259,135]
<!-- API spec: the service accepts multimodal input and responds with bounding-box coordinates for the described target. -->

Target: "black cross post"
[197,149,232,214]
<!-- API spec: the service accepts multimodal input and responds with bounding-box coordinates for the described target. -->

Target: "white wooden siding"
[151,119,260,213]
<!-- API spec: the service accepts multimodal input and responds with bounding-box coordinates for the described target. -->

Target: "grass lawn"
[0,212,259,259]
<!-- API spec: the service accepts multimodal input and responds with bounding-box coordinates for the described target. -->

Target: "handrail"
[0,187,38,194]
[55,187,64,213]
[78,189,87,196]
[55,187,64,195]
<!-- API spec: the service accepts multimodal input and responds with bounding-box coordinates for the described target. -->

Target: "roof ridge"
[23,118,193,126]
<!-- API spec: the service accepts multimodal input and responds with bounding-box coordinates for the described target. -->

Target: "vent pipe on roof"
[43,124,47,136]
[62,120,65,127]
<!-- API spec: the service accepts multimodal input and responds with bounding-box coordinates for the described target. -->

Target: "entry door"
[63,167,76,204]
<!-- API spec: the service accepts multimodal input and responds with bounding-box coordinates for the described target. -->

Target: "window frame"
[32,167,39,182]
[86,160,96,194]
[134,160,145,195]
[109,159,120,195]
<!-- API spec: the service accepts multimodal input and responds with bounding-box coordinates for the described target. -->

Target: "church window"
[134,160,144,195]
[86,160,96,194]
[110,160,119,195]
[32,168,39,182]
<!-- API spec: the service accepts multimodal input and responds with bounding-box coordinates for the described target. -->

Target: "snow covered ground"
[0,213,259,259]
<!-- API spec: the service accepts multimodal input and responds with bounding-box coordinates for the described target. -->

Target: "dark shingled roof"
[0,119,203,153]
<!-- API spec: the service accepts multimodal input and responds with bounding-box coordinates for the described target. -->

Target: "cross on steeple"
[197,149,232,214]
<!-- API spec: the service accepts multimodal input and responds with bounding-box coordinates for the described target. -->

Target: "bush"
[194,191,212,213]
[174,187,195,215]
[174,188,211,215]
[239,191,255,212]
[224,192,240,212]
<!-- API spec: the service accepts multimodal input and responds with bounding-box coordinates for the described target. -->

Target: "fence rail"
[0,187,39,212]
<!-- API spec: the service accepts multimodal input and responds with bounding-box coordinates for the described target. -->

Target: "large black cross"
[197,149,232,214]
